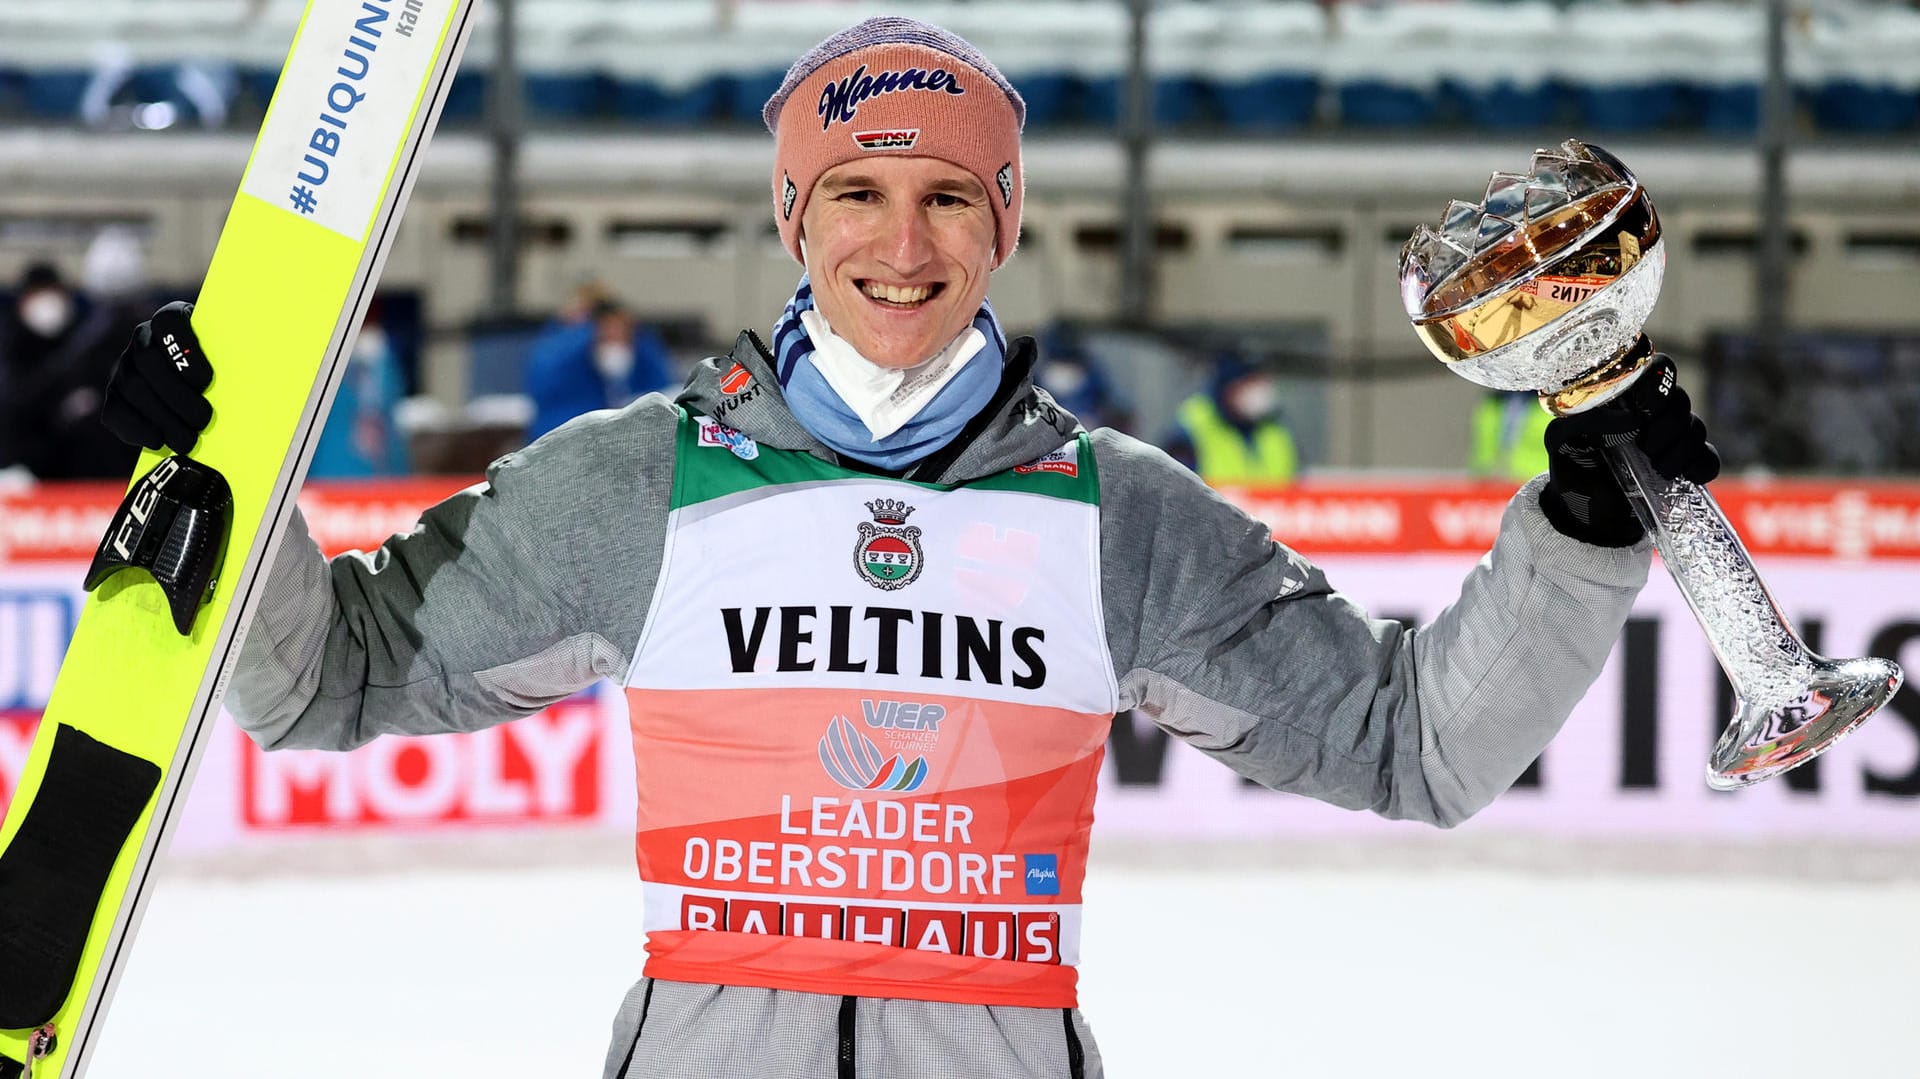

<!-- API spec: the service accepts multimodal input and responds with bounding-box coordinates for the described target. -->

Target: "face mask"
[1227,378,1279,421]
[19,290,73,338]
[1044,362,1089,397]
[594,340,635,382]
[797,307,986,441]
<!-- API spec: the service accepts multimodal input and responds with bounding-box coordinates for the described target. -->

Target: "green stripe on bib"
[670,411,1098,510]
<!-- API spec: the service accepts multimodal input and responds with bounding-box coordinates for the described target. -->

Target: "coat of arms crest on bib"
[855,499,923,590]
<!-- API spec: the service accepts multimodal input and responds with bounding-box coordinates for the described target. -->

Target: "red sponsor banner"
[0,477,472,564]
[0,701,612,834]
[1221,478,1920,561]
[3,476,1919,849]
[240,698,602,830]
[7,476,1920,565]
[0,482,120,565]
[1,711,38,807]
[294,478,475,558]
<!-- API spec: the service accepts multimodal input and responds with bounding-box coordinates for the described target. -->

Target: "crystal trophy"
[1398,140,1904,790]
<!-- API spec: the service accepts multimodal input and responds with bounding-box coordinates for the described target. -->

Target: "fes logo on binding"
[855,498,923,590]
[996,162,1013,208]
[782,173,798,220]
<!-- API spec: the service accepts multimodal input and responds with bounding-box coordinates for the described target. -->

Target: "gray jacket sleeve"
[227,398,678,751]
[1092,430,1651,827]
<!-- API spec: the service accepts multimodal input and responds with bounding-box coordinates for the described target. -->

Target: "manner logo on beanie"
[763,16,1027,269]
[818,65,966,130]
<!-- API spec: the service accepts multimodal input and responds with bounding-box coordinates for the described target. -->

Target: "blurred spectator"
[1163,353,1297,485]
[0,248,144,481]
[1469,389,1550,482]
[1036,321,1134,434]
[309,311,410,479]
[524,294,677,443]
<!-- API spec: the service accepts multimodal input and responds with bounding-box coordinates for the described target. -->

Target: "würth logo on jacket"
[856,499,923,590]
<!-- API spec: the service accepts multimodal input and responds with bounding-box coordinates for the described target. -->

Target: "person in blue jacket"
[1035,322,1134,434]
[524,298,677,442]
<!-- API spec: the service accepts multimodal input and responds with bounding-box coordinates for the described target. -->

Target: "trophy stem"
[1606,444,1904,789]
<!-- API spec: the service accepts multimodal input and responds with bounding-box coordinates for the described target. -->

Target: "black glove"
[1540,351,1720,547]
[100,300,215,455]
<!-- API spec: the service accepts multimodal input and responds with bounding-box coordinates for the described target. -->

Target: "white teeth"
[864,282,933,305]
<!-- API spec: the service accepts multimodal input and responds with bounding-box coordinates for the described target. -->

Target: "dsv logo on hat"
[817,64,966,130]
[854,128,920,151]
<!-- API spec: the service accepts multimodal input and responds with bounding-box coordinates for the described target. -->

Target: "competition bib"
[624,413,1115,1007]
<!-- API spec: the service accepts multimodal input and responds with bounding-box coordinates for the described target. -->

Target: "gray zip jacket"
[228,331,1651,1078]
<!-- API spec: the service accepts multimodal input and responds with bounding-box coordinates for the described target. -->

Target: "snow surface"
[90,836,1920,1078]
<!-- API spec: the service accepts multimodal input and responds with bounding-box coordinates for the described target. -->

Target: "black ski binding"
[83,455,233,636]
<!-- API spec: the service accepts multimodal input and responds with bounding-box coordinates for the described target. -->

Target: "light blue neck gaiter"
[771,276,1006,470]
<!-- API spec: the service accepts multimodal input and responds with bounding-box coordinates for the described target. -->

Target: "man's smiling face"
[800,156,997,370]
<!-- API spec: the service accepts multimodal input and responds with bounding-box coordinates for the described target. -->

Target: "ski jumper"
[227,332,1654,1077]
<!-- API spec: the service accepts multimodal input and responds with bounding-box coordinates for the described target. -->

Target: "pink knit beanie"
[762,17,1027,269]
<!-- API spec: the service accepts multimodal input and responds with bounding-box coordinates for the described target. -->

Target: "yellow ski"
[0,2,475,1073]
